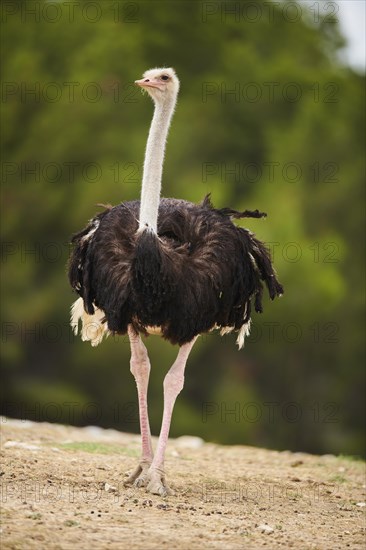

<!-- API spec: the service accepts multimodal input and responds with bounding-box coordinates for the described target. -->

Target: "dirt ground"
[0,418,365,550]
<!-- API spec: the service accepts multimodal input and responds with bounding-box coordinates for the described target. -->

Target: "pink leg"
[146,337,197,496]
[124,326,154,486]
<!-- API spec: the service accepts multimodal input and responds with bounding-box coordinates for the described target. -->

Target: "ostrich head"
[135,67,180,104]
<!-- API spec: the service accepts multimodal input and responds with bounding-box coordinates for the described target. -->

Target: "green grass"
[337,454,365,463]
[28,513,42,520]
[64,520,79,527]
[55,441,139,457]
[329,474,347,484]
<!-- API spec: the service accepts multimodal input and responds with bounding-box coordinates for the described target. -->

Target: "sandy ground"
[0,418,365,550]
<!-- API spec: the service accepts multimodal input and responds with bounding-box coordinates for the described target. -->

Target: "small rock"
[174,436,204,449]
[291,460,303,467]
[157,503,170,510]
[257,524,274,534]
[82,426,105,437]
[4,441,40,451]
[356,502,365,507]
[104,483,117,493]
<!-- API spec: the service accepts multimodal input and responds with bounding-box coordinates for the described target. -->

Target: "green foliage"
[56,442,138,456]
[1,0,365,457]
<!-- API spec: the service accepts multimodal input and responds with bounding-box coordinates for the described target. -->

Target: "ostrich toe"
[145,467,174,496]
[124,459,151,487]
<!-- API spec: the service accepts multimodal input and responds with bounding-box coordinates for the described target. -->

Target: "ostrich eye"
[161,75,169,81]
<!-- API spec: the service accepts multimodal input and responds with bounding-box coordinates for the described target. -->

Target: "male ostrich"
[69,68,283,496]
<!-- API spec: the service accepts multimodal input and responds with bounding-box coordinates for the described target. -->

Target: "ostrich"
[69,67,283,496]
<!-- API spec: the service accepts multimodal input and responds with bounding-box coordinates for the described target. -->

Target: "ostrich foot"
[124,459,151,487]
[124,463,173,495]
[145,467,174,497]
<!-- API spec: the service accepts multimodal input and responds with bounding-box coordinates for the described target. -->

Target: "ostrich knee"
[130,344,150,386]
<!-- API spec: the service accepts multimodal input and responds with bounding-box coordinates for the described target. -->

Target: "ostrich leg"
[124,326,154,486]
[145,337,197,496]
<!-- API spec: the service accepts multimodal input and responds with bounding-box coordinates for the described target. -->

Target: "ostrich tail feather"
[70,297,110,347]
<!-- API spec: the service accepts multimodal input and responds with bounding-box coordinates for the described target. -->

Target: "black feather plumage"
[68,195,283,346]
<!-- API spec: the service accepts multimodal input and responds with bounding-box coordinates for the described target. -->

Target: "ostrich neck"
[139,97,176,232]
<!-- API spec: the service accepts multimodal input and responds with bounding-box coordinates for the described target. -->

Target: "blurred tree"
[1,0,365,457]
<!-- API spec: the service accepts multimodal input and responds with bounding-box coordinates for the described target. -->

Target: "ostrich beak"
[135,78,164,91]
